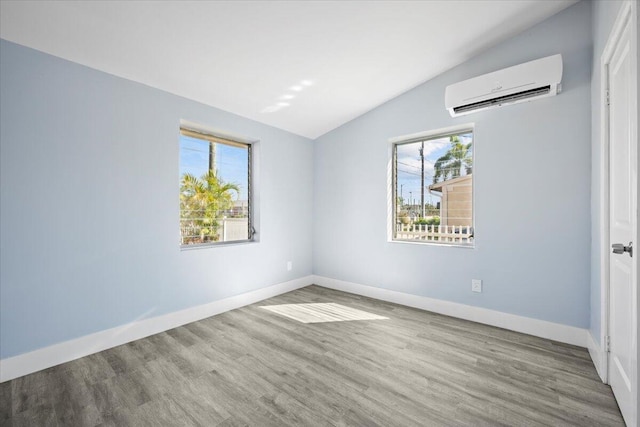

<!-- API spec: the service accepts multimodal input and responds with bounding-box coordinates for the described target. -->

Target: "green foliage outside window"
[180,170,239,244]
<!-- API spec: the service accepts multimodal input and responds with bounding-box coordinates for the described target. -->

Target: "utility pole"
[409,191,413,214]
[400,184,404,206]
[420,141,425,218]
[208,142,216,174]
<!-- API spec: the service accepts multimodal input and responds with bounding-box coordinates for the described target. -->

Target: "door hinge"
[605,335,611,353]
[606,89,610,106]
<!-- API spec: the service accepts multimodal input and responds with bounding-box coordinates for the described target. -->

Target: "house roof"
[428,174,472,192]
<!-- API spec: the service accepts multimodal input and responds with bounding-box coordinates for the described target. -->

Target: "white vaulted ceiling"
[0,1,577,139]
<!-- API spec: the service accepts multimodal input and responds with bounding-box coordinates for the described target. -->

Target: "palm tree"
[180,171,239,243]
[433,136,473,184]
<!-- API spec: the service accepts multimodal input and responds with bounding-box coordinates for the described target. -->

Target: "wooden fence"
[396,224,473,243]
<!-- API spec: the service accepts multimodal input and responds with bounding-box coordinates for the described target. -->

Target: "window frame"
[389,124,475,248]
[179,123,258,250]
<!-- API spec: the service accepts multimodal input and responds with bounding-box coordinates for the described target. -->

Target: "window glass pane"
[394,131,473,245]
[179,131,250,245]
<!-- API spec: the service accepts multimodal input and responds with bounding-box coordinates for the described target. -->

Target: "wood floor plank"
[2,285,625,426]
[0,380,12,425]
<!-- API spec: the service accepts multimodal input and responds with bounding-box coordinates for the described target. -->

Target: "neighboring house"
[428,174,472,227]
[220,199,248,218]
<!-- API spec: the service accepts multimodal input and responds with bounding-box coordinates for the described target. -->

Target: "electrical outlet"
[472,279,482,293]
[287,261,292,271]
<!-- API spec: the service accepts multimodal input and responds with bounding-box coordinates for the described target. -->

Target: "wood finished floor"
[1,285,624,426]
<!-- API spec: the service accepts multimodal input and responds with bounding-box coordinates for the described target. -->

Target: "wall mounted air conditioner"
[445,54,563,117]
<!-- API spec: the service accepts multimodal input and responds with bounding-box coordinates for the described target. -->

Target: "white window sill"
[388,239,475,249]
[180,239,258,250]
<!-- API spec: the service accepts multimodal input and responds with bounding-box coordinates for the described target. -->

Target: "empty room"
[0,0,638,426]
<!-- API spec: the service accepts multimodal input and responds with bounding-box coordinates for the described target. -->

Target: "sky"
[179,135,249,201]
[396,132,472,208]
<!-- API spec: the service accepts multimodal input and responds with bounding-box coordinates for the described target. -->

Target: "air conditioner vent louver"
[445,55,562,117]
[453,85,551,114]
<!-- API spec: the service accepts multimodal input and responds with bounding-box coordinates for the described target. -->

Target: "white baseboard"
[587,331,607,382]
[0,275,313,383]
[312,275,588,348]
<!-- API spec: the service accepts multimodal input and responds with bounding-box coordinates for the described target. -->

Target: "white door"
[607,7,637,426]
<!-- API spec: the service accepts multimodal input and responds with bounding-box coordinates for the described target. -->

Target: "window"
[392,128,473,246]
[179,127,253,246]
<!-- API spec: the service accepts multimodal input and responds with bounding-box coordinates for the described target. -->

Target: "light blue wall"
[313,1,593,328]
[589,0,625,347]
[0,40,314,359]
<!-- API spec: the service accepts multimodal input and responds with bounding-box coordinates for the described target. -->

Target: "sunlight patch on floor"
[260,303,388,323]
